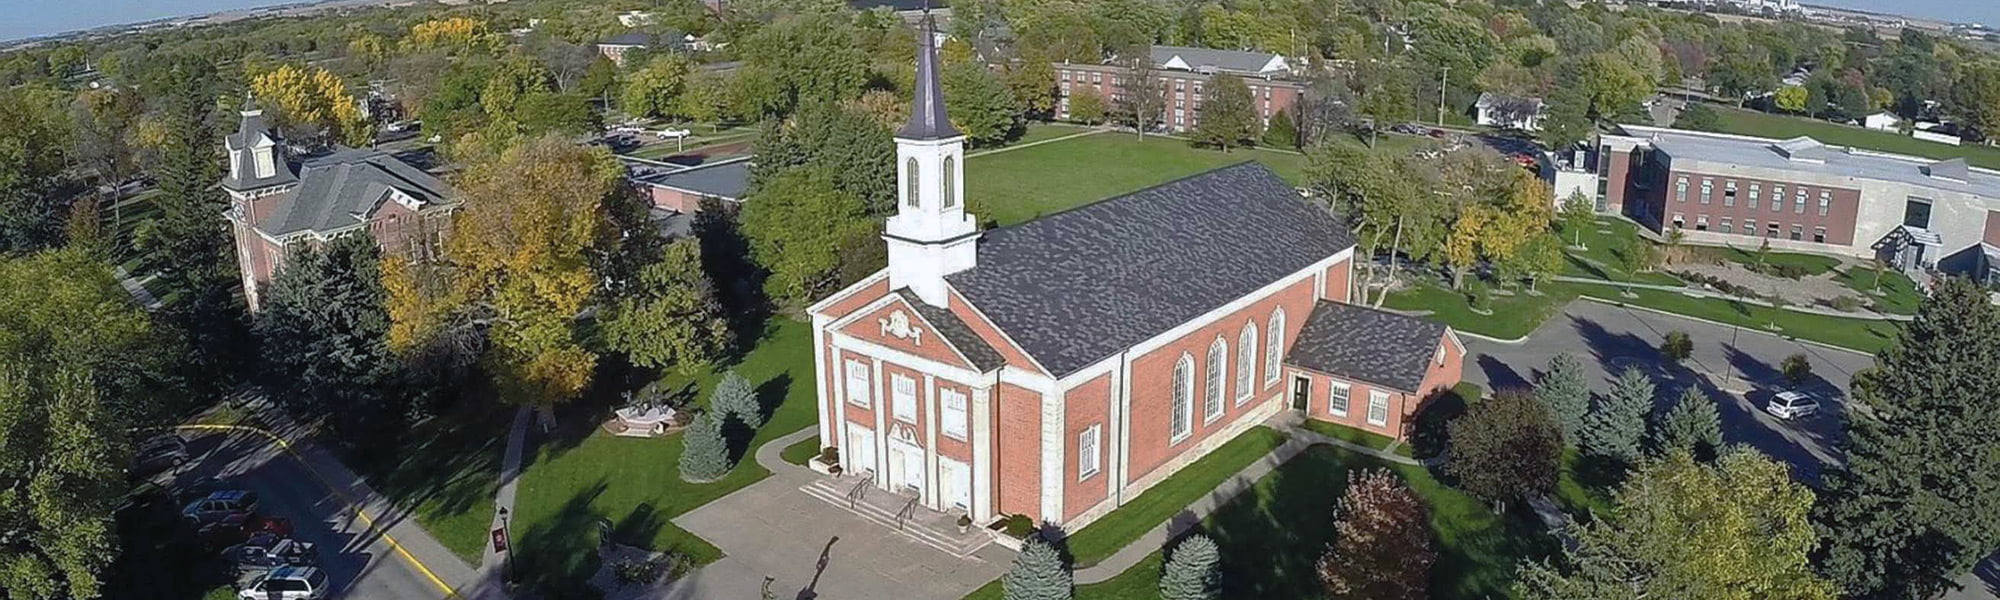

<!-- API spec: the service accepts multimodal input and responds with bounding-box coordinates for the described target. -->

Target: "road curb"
[170,424,468,599]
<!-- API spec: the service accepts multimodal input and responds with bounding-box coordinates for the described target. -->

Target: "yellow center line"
[170,424,467,599]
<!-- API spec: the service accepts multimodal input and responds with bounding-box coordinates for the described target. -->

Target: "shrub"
[677,413,732,483]
[611,556,665,586]
[1771,264,1811,279]
[1002,514,1035,538]
[1661,331,1693,363]
[1828,296,1863,312]
[1651,388,1722,460]
[1002,537,1073,600]
[1446,390,1562,507]
[1317,469,1434,600]
[818,446,840,463]
[1465,279,1492,313]
[1160,534,1221,600]
[1780,353,1813,387]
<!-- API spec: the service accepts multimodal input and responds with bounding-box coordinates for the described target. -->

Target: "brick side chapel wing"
[1286,300,1450,393]
[945,163,1354,377]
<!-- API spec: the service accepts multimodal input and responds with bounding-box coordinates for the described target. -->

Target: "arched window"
[1236,323,1257,404]
[905,158,920,207]
[1171,354,1194,441]
[943,156,957,208]
[1205,339,1226,422]
[1265,308,1285,384]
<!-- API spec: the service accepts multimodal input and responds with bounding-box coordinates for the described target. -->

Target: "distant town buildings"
[1054,46,1302,133]
[1474,93,1545,132]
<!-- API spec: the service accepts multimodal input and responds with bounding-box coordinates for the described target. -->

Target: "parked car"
[1390,122,1427,135]
[183,490,260,527]
[200,514,295,549]
[237,566,331,600]
[1766,390,1820,420]
[131,434,189,477]
[222,532,319,578]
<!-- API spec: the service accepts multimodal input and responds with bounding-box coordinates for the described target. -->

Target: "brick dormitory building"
[808,19,1462,535]
[1594,124,2000,285]
[1053,45,1303,133]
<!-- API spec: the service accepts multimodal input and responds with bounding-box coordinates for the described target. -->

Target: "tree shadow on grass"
[512,479,611,598]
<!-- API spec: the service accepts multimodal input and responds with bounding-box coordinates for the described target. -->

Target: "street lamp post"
[496,506,516,582]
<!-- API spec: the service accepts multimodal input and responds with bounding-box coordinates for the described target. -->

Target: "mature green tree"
[1191,75,1259,151]
[0,89,74,253]
[1949,61,2000,136]
[1262,108,1298,150]
[1774,86,1809,113]
[516,92,601,136]
[1538,71,1593,149]
[1317,469,1434,600]
[1004,59,1057,119]
[1536,353,1590,447]
[1308,143,1441,305]
[740,167,877,308]
[1673,103,1724,132]
[1112,46,1166,137]
[1002,537,1073,600]
[1447,390,1562,508]
[1513,233,1567,292]
[1067,87,1108,125]
[942,61,1022,147]
[1558,192,1595,249]
[603,239,731,375]
[1585,368,1653,465]
[752,102,897,213]
[1816,277,2000,599]
[710,371,762,430]
[738,12,868,113]
[1651,388,1722,460]
[1518,449,1836,600]
[623,55,694,120]
[254,235,410,434]
[1159,534,1220,600]
[0,249,176,600]
[677,412,731,482]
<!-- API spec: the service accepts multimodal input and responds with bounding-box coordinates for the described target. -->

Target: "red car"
[200,514,294,549]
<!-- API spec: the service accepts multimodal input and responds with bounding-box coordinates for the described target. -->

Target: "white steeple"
[884,14,978,307]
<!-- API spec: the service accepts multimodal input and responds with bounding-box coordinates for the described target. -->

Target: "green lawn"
[1302,419,1413,458]
[1062,426,1291,567]
[1696,244,1844,277]
[780,434,820,466]
[965,133,1308,226]
[1381,280,1577,341]
[966,445,1550,600]
[1569,284,1900,353]
[340,404,511,564]
[1001,121,1093,147]
[1563,217,1685,286]
[1553,449,1616,522]
[1712,106,2000,170]
[510,317,820,592]
[1833,266,1922,314]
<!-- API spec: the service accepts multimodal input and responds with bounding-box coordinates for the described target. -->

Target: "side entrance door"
[938,457,970,511]
[1291,375,1311,412]
[887,440,925,494]
[847,423,878,477]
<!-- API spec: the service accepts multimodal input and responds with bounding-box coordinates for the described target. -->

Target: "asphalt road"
[1464,299,1998,598]
[170,431,448,599]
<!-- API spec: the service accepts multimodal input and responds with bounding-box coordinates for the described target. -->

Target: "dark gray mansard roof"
[1286,301,1448,393]
[255,149,456,237]
[894,289,1007,372]
[222,110,299,192]
[946,162,1353,377]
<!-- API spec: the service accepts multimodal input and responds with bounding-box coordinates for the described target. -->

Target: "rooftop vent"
[1770,136,1827,163]
[1922,158,1969,183]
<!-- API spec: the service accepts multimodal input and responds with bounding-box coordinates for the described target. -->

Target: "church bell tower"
[885,14,979,307]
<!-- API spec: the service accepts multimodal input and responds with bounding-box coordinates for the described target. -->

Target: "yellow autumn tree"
[251,64,371,147]
[384,135,622,407]
[406,17,492,54]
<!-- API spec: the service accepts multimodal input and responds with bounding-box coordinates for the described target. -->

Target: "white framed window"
[1078,425,1101,480]
[1367,390,1390,426]
[1204,338,1226,423]
[1171,354,1193,441]
[1329,381,1351,416]
[1264,309,1285,384]
[844,360,871,408]
[891,374,916,423]
[1818,191,1830,216]
[940,388,967,440]
[1771,186,1785,211]
[1675,177,1688,201]
[1235,324,1256,404]
[943,156,957,208]
[905,158,919,207]
[1749,183,1762,208]
[1794,189,1807,214]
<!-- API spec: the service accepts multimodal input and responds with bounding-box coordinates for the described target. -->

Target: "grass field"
[966,132,1308,226]
[1712,106,2000,170]
[964,445,1551,600]
[1563,217,1687,286]
[1061,427,1291,567]
[780,434,820,466]
[341,405,511,563]
[1569,285,1901,353]
[1302,419,1413,457]
[1382,281,1579,341]
[511,318,820,592]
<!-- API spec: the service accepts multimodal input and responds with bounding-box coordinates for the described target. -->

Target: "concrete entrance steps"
[799,475,993,559]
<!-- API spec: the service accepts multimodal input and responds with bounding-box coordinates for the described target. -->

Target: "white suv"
[1766,390,1819,420]
[238,566,329,600]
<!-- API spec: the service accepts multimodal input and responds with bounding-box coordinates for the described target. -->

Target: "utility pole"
[1437,66,1450,126]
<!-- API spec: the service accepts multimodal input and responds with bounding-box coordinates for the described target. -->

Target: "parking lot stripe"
[170,424,466,599]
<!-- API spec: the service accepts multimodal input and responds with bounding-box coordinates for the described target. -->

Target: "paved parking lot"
[1463,299,1996,598]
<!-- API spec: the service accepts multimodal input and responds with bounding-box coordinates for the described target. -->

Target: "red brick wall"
[1062,375,1112,521]
[1986,211,2000,246]
[1294,332,1462,439]
[995,383,1043,521]
[1125,276,1317,483]
[1322,258,1351,302]
[837,298,975,371]
[1054,64,1303,131]
[645,186,705,214]
[1660,169,1862,247]
[837,349,879,430]
[1605,148,1633,215]
[815,277,890,319]
[934,380,973,464]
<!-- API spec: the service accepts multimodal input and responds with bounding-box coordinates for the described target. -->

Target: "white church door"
[886,424,924,494]
[847,423,878,477]
[938,457,971,511]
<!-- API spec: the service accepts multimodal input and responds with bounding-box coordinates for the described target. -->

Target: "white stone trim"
[924,373,940,510]
[807,268,888,316]
[829,332,988,388]
[813,312,832,445]
[970,384,995,522]
[1039,384,1065,523]
[872,357,888,490]
[824,293,986,373]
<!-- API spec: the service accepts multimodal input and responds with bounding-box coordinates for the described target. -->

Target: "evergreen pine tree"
[1261,108,1299,149]
[1159,534,1221,600]
[677,412,731,483]
[1002,537,1073,600]
[1816,278,2000,599]
[711,371,762,430]
[1651,388,1722,459]
[1535,353,1590,447]
[1585,368,1653,464]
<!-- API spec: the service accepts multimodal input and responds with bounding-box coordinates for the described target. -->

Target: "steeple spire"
[898,14,960,141]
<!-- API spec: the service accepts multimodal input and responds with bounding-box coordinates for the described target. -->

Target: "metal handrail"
[894,496,920,532]
[846,474,872,510]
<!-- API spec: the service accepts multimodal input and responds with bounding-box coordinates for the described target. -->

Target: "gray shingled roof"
[633,158,752,201]
[222,110,298,192]
[255,149,455,237]
[1286,301,1448,393]
[1149,45,1283,75]
[894,289,1006,372]
[601,31,651,46]
[898,16,961,141]
[946,162,1353,377]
